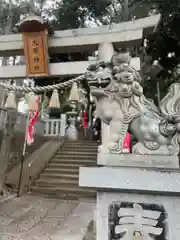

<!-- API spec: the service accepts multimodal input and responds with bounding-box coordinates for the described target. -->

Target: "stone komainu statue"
[86,52,180,155]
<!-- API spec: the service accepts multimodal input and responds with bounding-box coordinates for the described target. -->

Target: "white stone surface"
[98,43,114,62]
[0,61,89,79]
[79,166,180,194]
[97,153,179,169]
[96,192,180,240]
[0,57,141,79]
[0,15,160,56]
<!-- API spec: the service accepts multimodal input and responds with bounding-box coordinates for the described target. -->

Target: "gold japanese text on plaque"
[22,31,49,77]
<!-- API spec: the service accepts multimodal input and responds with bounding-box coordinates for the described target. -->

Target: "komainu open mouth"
[88,77,111,88]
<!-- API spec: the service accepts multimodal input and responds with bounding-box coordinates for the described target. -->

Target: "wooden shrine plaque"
[22,31,49,77]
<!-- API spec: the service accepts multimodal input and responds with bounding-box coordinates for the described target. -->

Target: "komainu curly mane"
[160,83,180,116]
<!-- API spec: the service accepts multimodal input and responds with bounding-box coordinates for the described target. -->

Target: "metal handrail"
[27,137,65,193]
[27,115,68,193]
[27,142,52,193]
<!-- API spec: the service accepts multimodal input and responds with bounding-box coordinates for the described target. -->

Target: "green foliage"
[141,0,180,99]
[50,0,112,29]
[147,0,180,71]
[0,0,32,34]
[3,0,180,102]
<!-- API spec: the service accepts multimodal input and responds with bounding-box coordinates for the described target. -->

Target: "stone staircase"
[31,140,98,200]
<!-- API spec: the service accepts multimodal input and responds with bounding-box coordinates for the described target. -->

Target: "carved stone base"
[97,192,178,240]
[79,166,180,240]
[97,153,179,169]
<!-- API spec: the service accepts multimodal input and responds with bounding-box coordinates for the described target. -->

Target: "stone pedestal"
[79,154,180,240]
[98,153,179,169]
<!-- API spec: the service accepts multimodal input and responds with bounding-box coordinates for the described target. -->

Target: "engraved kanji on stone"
[115,203,163,239]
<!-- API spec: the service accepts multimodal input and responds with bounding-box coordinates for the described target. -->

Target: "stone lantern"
[65,82,80,140]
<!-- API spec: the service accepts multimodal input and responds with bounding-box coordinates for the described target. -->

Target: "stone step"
[61,144,98,149]
[51,156,97,163]
[31,191,96,201]
[48,163,96,168]
[62,145,98,149]
[51,159,97,165]
[63,141,98,145]
[54,155,97,160]
[60,148,98,153]
[35,178,78,187]
[53,156,97,161]
[40,172,79,180]
[62,141,98,145]
[62,143,98,147]
[56,151,97,156]
[31,185,96,199]
[61,148,97,152]
[32,140,98,200]
[30,192,79,200]
[44,168,79,174]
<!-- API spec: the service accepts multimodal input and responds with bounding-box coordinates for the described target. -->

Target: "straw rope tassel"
[49,89,60,108]
[4,90,17,109]
[28,92,38,112]
[69,82,79,102]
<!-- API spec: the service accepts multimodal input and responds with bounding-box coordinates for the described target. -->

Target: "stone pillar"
[98,42,114,62]
[79,148,180,240]
[60,114,67,137]
[81,45,180,240]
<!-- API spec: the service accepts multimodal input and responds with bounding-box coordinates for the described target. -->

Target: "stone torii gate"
[0,14,160,80]
[0,14,160,141]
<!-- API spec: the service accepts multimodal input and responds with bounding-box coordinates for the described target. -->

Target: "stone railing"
[15,113,45,135]
[0,111,46,172]
[0,112,66,173]
[44,114,67,137]
[44,119,61,137]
